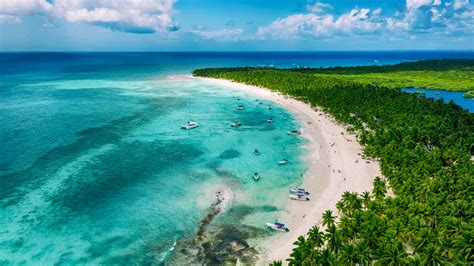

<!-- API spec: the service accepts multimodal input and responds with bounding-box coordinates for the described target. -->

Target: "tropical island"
[193,59,474,265]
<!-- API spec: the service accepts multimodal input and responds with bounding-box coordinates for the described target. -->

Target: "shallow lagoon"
[402,88,473,112]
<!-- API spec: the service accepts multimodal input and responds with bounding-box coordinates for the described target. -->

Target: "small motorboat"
[288,130,301,135]
[290,194,310,201]
[266,222,289,232]
[278,159,289,165]
[237,105,244,110]
[289,188,309,195]
[231,121,241,127]
[253,173,260,181]
[181,121,200,130]
[254,149,261,155]
[267,118,274,123]
[235,97,240,101]
[283,117,287,120]
[258,102,263,105]
[267,106,272,110]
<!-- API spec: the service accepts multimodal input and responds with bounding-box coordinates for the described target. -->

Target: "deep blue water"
[0,51,472,264]
[402,88,473,112]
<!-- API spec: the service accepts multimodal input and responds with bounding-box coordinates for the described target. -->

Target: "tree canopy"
[193,61,474,265]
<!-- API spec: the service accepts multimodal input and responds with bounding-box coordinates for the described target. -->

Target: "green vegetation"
[193,62,474,265]
[296,59,474,91]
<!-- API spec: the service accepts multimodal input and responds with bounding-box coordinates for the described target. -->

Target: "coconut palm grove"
[193,60,474,264]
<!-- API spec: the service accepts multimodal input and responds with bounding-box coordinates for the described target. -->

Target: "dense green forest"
[303,59,474,95]
[193,63,474,265]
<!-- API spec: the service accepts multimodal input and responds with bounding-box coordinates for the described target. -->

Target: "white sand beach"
[198,76,381,264]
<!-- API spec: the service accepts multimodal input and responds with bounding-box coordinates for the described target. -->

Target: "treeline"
[192,66,474,265]
[289,59,474,74]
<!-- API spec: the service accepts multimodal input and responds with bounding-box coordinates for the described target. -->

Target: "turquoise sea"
[1,52,472,264]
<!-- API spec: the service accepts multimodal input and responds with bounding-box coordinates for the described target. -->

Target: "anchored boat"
[237,105,244,110]
[289,188,310,195]
[253,173,260,181]
[266,222,289,232]
[231,121,241,127]
[290,194,310,201]
[278,159,289,165]
[181,121,200,130]
[288,129,301,135]
[254,149,261,155]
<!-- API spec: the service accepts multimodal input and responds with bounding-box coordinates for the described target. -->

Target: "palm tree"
[325,224,342,254]
[372,176,387,199]
[454,231,473,261]
[356,241,372,265]
[339,243,358,265]
[322,210,336,228]
[361,191,372,209]
[307,226,325,249]
[377,240,411,265]
[420,244,446,265]
[319,247,337,265]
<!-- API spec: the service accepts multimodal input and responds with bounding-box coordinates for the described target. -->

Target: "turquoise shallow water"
[1,52,472,264]
[402,88,473,112]
[0,73,306,264]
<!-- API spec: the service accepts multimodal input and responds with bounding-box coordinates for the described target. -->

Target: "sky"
[0,0,472,51]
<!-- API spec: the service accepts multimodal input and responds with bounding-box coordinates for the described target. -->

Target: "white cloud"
[454,0,469,10]
[0,0,178,33]
[188,28,245,41]
[406,0,433,10]
[306,1,333,14]
[257,7,383,39]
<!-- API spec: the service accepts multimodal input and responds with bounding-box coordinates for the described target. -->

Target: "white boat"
[266,222,289,232]
[278,159,289,165]
[290,194,309,201]
[267,118,274,123]
[253,173,260,181]
[267,106,272,110]
[181,121,199,130]
[289,188,309,195]
[237,105,244,110]
[288,129,301,135]
[254,149,261,155]
[231,121,241,127]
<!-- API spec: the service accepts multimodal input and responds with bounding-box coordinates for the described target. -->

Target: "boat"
[181,121,200,130]
[278,159,289,165]
[283,117,287,120]
[288,129,301,135]
[266,222,289,232]
[267,118,274,123]
[231,121,241,127]
[267,106,272,110]
[253,173,260,181]
[290,194,310,201]
[289,188,309,195]
[237,105,244,110]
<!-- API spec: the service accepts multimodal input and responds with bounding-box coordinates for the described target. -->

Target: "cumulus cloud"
[188,28,246,41]
[257,7,384,39]
[306,1,333,14]
[387,0,474,35]
[258,0,473,40]
[0,0,178,33]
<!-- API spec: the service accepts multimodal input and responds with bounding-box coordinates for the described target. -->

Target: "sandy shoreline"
[197,76,381,264]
